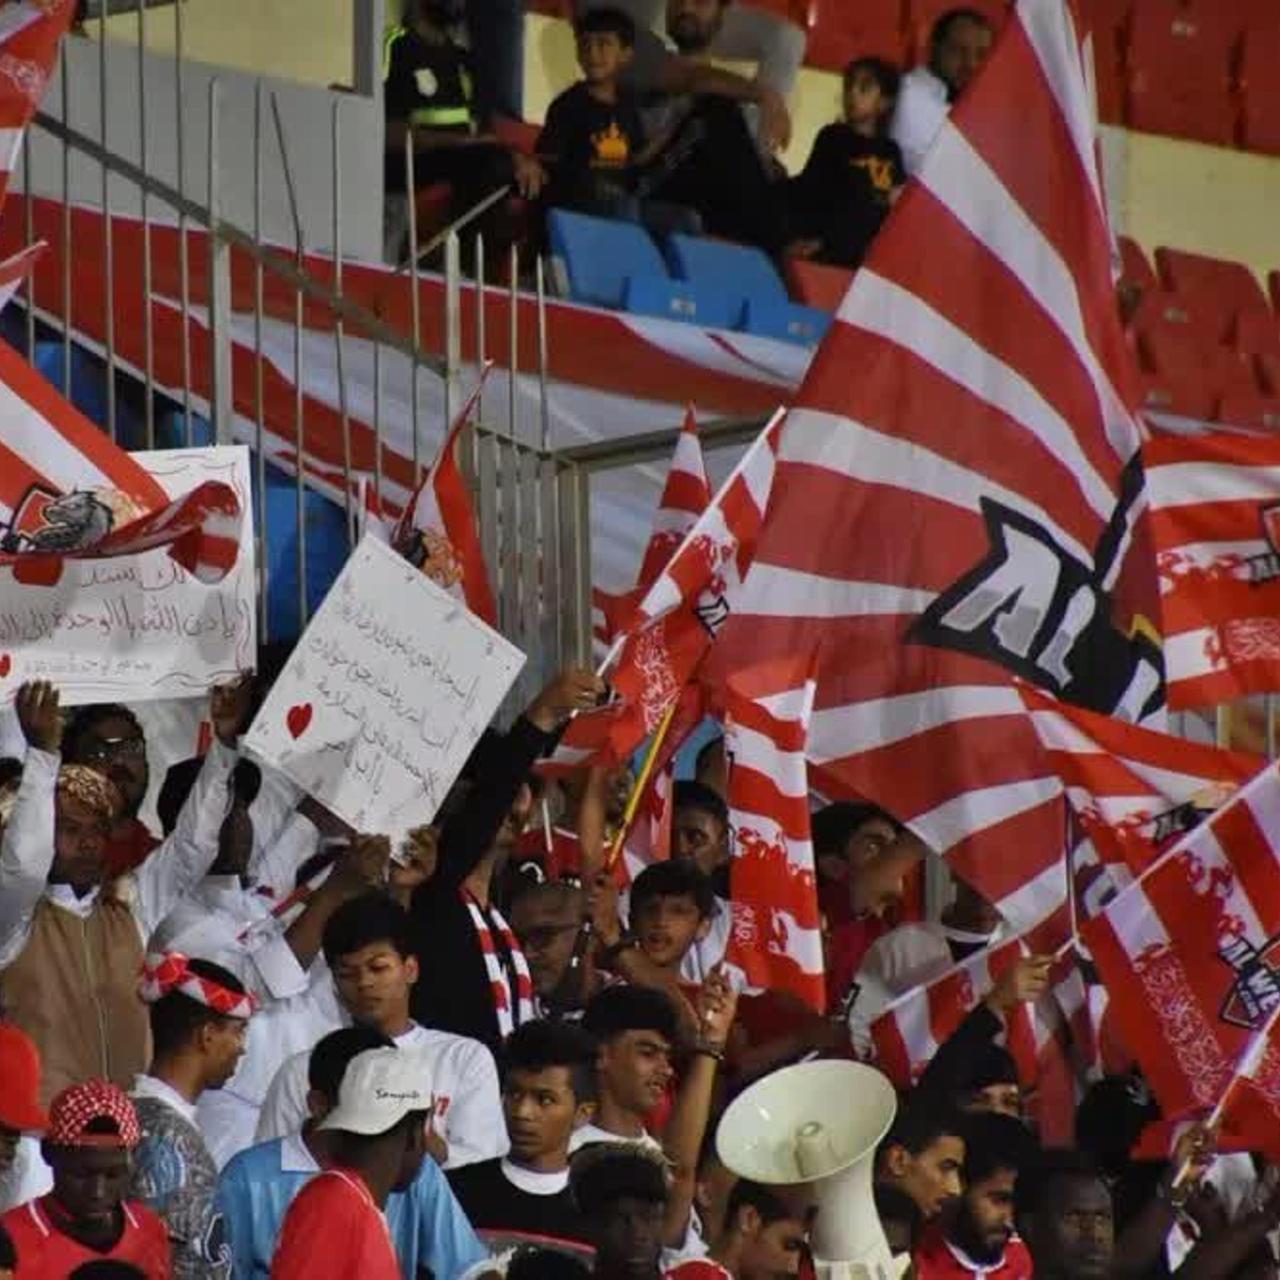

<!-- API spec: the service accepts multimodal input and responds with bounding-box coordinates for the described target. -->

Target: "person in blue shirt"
[214,1026,487,1280]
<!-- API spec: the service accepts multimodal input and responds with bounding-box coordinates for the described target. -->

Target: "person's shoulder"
[1003,1236,1034,1278]
[125,1197,172,1238]
[220,1136,285,1183]
[665,1259,733,1280]
[418,1024,493,1060]
[899,65,947,102]
[546,80,590,111]
[446,1156,502,1192]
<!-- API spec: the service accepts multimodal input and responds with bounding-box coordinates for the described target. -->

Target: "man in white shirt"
[0,678,250,1105]
[892,7,995,174]
[254,892,506,1170]
[129,952,256,1279]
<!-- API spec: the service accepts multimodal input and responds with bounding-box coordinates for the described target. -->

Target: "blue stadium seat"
[547,209,676,311]
[623,275,742,330]
[664,234,831,346]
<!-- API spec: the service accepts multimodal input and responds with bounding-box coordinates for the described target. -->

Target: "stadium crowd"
[0,648,1276,1280]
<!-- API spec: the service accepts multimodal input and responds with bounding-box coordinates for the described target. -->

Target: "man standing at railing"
[382,0,546,265]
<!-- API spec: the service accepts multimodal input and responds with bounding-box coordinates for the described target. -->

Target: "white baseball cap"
[318,1047,433,1136]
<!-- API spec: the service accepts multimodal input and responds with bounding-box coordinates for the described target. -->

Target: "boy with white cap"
[269,1046,433,1279]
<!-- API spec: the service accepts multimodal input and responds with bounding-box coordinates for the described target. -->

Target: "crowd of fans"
[0,646,1279,1279]
[380,0,996,270]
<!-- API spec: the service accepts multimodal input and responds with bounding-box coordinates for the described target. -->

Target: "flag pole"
[606,701,679,871]
[1171,997,1280,1189]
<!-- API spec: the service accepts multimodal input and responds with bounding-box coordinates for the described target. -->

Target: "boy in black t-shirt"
[789,57,906,269]
[537,8,648,216]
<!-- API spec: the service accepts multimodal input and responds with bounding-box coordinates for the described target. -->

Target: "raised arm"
[0,682,63,965]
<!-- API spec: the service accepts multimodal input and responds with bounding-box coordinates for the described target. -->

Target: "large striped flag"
[391,373,496,625]
[595,407,712,651]
[1145,427,1280,709]
[723,652,824,1011]
[711,0,1162,935]
[554,412,781,770]
[0,339,241,583]
[1081,761,1280,1154]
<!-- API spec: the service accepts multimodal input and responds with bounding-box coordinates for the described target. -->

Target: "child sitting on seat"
[788,56,906,269]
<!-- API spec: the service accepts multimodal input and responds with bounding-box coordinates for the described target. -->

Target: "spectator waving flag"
[1145,427,1280,708]
[391,373,497,625]
[869,935,1041,1090]
[723,652,824,1012]
[711,0,1163,935]
[595,406,712,649]
[0,339,241,583]
[1081,761,1280,1155]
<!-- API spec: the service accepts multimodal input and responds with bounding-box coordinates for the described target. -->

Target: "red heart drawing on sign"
[0,655,10,678]
[286,703,313,739]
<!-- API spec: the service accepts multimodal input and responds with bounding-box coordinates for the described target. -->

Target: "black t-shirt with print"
[790,124,905,268]
[537,81,647,207]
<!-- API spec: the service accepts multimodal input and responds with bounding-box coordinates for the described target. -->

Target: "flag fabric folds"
[712,0,1163,935]
[1081,761,1280,1156]
[1145,427,1280,709]
[723,653,824,1012]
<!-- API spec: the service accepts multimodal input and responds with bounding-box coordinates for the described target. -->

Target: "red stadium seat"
[806,0,906,73]
[785,257,856,311]
[1126,1,1238,146]
[1259,353,1280,396]
[1138,370,1215,421]
[1270,269,1280,312]
[1239,22,1280,155]
[1205,346,1264,399]
[1117,236,1158,293]
[1233,311,1280,360]
[1077,0,1131,123]
[1155,247,1271,340]
[1136,321,1206,376]
[1128,286,1217,344]
[1218,392,1280,431]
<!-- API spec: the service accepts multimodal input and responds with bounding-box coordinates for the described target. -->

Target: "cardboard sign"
[0,446,255,705]
[242,534,525,840]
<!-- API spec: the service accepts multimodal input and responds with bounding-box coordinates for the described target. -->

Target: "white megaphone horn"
[716,1060,904,1280]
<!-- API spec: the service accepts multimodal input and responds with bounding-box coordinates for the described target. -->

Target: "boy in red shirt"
[1,1081,169,1277]
[270,1045,432,1279]
[915,1113,1037,1280]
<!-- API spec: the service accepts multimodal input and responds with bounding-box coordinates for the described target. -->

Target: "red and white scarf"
[464,893,535,1039]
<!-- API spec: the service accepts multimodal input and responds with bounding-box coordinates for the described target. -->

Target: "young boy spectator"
[216,1028,484,1280]
[269,1046,433,1279]
[448,1018,597,1246]
[893,8,995,174]
[129,954,254,1279]
[255,893,505,1170]
[0,678,249,1105]
[1,1082,170,1277]
[669,783,731,982]
[789,57,904,270]
[538,9,648,217]
[710,1181,807,1280]
[916,1112,1037,1280]
[874,1101,966,1222]
[569,1143,670,1280]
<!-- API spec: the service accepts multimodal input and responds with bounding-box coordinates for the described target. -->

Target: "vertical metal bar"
[535,256,550,454]
[331,99,353,537]
[405,128,422,482]
[372,330,384,508]
[502,243,520,654]
[137,0,154,449]
[270,92,308,630]
[478,426,499,617]
[475,234,486,421]
[253,82,269,644]
[99,9,117,441]
[557,463,592,668]
[174,0,193,441]
[507,243,518,444]
[60,43,71,394]
[206,78,233,444]
[443,230,461,434]
[535,256,560,671]
[21,133,34,360]
[1267,694,1276,760]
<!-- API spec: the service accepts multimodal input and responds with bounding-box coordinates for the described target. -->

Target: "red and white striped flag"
[1145,427,1280,709]
[711,0,1162,935]
[554,413,781,771]
[391,374,496,625]
[0,339,241,583]
[595,406,712,652]
[869,935,1041,1090]
[0,1,74,212]
[1081,760,1280,1155]
[1020,684,1262,884]
[723,652,824,1012]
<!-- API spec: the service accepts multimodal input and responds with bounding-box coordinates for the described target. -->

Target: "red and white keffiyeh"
[464,893,535,1039]
[138,951,258,1019]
